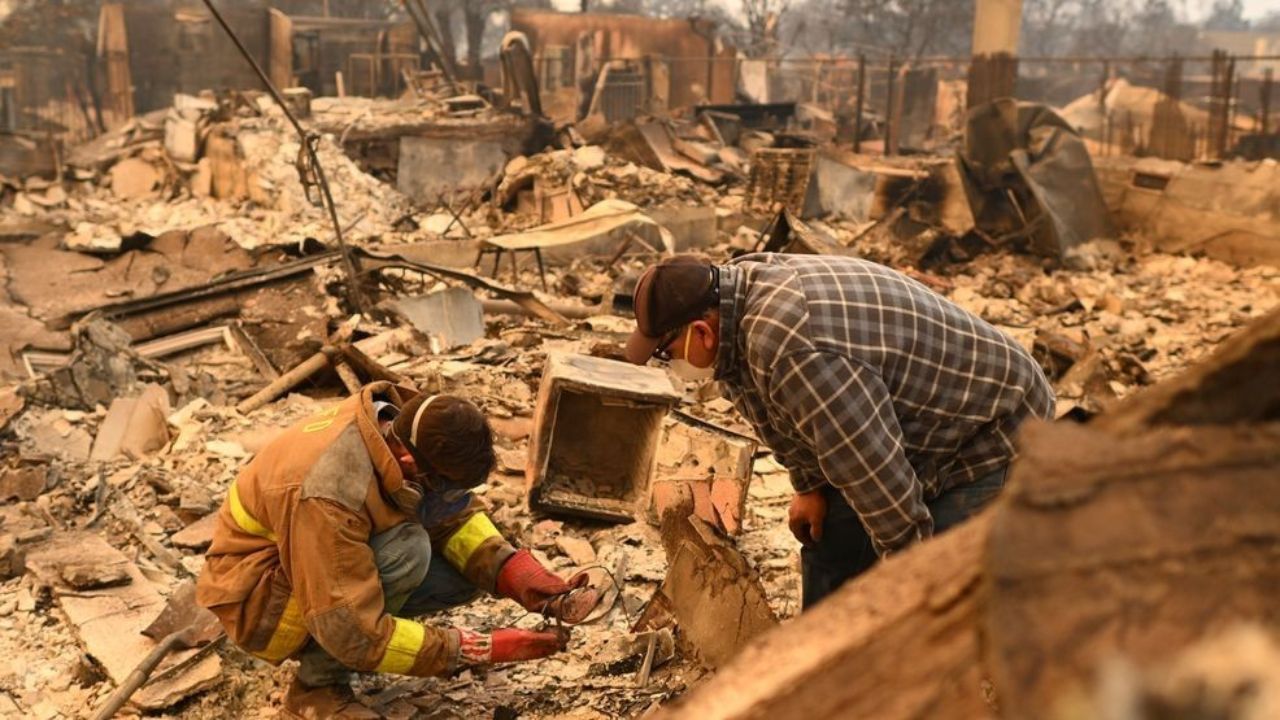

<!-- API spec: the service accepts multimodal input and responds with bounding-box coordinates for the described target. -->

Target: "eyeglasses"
[651,326,686,362]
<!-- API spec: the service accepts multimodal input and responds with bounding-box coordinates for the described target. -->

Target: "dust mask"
[669,326,714,382]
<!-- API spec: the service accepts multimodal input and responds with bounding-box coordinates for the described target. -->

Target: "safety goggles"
[650,325,687,363]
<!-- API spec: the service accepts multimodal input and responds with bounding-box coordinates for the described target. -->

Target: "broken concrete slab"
[110,158,162,200]
[528,353,680,523]
[0,465,46,502]
[397,135,508,204]
[390,287,485,353]
[650,415,757,535]
[20,410,93,463]
[90,384,172,462]
[555,535,597,566]
[1093,156,1280,268]
[25,532,222,707]
[60,562,132,590]
[801,152,879,221]
[170,514,218,551]
[645,205,717,252]
[25,532,222,710]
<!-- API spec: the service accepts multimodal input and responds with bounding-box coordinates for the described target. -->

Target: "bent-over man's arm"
[769,350,932,555]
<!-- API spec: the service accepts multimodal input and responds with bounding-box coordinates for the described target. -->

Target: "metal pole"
[401,0,457,89]
[198,0,368,313]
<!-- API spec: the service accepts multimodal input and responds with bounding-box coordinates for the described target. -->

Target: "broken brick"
[0,535,25,580]
[0,466,47,502]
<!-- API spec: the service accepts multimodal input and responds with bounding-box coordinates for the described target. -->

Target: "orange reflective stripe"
[374,618,425,674]
[257,595,307,663]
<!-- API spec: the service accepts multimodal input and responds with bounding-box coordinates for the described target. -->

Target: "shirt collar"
[714,263,743,381]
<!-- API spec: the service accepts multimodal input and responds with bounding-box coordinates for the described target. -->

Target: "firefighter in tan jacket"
[196,383,597,718]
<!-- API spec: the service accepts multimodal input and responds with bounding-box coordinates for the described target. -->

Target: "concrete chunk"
[90,384,171,462]
[655,515,777,669]
[170,514,217,551]
[0,466,47,502]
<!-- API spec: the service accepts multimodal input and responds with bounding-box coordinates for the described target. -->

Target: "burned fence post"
[883,55,897,156]
[853,53,866,150]
[1262,68,1273,137]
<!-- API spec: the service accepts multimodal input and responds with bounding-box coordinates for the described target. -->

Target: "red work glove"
[496,549,600,623]
[457,627,569,666]
[788,490,828,547]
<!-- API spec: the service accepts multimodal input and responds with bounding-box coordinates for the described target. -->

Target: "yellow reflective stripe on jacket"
[375,618,425,674]
[442,513,501,570]
[228,482,277,542]
[258,595,307,663]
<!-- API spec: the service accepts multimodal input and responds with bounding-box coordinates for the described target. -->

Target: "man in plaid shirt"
[624,253,1054,607]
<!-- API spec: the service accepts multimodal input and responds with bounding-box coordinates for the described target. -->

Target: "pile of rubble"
[0,76,1277,720]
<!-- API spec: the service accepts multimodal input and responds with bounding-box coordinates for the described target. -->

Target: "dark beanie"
[391,394,495,488]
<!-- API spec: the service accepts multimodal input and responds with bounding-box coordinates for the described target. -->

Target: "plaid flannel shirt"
[715,254,1054,555]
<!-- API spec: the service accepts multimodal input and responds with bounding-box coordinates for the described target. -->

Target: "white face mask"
[668,325,715,382]
[670,358,715,382]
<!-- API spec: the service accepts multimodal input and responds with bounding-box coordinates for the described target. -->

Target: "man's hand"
[788,490,828,547]
[458,627,570,666]
[497,549,601,622]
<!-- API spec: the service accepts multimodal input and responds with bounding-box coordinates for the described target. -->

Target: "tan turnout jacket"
[196,383,515,676]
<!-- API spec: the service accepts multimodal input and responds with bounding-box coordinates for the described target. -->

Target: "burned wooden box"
[527,353,680,523]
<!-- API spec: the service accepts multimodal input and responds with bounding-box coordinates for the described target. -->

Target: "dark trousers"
[297,523,481,688]
[800,466,1007,609]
